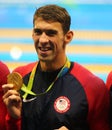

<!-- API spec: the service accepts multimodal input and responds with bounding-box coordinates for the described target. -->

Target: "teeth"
[41,48,49,51]
[39,47,51,51]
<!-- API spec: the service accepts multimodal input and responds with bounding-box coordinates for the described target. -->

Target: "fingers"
[54,126,68,130]
[3,89,20,101]
[2,83,14,93]
[2,84,21,107]
[58,126,68,130]
[2,83,21,101]
[2,83,22,119]
[2,89,21,106]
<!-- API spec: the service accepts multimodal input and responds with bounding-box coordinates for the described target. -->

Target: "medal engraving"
[7,72,23,90]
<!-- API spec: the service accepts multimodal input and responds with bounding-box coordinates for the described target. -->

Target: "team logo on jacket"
[54,96,70,113]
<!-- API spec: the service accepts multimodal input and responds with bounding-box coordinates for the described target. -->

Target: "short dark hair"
[33,4,71,34]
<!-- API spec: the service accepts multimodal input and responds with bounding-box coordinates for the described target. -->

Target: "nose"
[39,32,49,43]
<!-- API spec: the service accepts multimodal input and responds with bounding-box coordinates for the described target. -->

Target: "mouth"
[38,47,52,51]
[37,46,53,57]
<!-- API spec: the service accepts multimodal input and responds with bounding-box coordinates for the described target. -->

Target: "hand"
[55,126,68,130]
[59,126,68,130]
[2,84,22,119]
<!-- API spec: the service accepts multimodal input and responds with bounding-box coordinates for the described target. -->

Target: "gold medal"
[7,72,23,90]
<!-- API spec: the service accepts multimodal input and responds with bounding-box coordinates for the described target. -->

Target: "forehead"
[34,17,63,31]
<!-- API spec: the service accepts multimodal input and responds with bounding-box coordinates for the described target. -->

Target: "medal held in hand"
[7,72,23,90]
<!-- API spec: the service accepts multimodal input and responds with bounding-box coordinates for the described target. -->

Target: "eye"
[46,30,57,36]
[34,29,42,35]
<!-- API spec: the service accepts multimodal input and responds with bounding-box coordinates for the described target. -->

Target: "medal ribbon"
[21,58,71,99]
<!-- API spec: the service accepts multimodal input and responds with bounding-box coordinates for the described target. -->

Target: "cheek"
[57,38,65,49]
[55,42,64,53]
[33,36,39,42]
[33,34,38,42]
[33,39,39,50]
[32,33,39,41]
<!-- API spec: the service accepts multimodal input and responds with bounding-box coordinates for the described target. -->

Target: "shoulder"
[0,61,10,87]
[70,62,110,118]
[70,62,104,86]
[70,62,107,96]
[13,62,37,77]
[106,71,112,90]
[0,61,10,74]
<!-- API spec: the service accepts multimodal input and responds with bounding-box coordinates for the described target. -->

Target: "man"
[2,4,110,130]
[106,71,112,129]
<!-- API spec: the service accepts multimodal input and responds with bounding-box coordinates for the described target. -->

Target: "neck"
[40,57,67,72]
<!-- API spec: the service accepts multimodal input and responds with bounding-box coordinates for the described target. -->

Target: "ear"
[64,30,74,44]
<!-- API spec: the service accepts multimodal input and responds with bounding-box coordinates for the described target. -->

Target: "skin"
[33,17,73,71]
[2,84,22,119]
[58,126,68,130]
[2,18,73,128]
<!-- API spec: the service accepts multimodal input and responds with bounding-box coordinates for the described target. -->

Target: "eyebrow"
[34,28,57,33]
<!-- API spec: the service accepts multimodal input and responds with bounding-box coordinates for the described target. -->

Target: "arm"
[5,114,21,130]
[106,71,112,130]
[0,62,10,130]
[87,79,110,130]
[2,84,22,130]
[3,62,36,130]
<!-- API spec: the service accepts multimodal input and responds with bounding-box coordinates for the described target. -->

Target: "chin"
[39,57,54,63]
[39,57,49,62]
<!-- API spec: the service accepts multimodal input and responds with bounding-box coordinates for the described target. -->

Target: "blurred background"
[0,0,112,82]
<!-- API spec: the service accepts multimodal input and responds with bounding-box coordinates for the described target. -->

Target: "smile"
[38,47,52,51]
